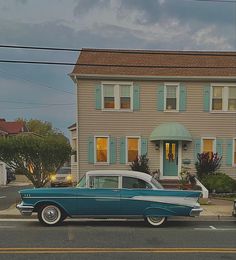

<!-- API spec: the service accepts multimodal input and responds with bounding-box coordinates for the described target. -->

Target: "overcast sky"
[0,0,235,136]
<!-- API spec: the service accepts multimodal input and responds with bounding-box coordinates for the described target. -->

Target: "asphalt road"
[0,219,235,260]
[0,185,32,210]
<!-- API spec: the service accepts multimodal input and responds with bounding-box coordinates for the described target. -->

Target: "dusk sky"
[0,0,235,136]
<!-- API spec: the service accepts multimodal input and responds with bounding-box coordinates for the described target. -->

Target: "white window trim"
[164,83,180,112]
[126,136,141,164]
[233,138,236,167]
[201,137,216,153]
[101,81,133,111]
[94,136,110,165]
[210,83,236,113]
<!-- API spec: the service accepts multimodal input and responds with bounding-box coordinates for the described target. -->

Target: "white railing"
[195,178,209,199]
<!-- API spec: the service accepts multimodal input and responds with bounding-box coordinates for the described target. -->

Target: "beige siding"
[76,80,236,180]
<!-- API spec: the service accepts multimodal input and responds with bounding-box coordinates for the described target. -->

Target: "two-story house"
[70,49,236,183]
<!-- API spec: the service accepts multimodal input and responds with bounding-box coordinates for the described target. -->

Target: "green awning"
[150,122,192,141]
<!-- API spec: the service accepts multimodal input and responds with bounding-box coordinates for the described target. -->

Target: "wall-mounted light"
[155,143,160,150]
[183,143,188,151]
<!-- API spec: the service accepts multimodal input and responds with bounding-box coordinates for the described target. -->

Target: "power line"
[0,100,75,106]
[0,45,236,56]
[0,59,235,69]
[0,68,74,95]
[193,0,236,3]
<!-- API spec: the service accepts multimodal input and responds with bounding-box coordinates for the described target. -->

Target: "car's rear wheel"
[38,204,63,226]
[145,216,166,227]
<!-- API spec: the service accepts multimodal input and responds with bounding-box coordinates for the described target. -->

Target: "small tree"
[195,152,222,180]
[0,135,72,188]
[130,154,151,174]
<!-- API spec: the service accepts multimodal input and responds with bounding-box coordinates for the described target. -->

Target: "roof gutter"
[69,73,236,82]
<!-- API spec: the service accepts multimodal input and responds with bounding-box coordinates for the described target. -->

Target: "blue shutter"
[109,137,116,164]
[141,138,148,156]
[194,139,201,162]
[216,139,223,157]
[133,84,140,111]
[203,85,210,112]
[88,136,94,164]
[226,139,233,166]
[95,85,102,109]
[157,84,164,111]
[179,83,187,111]
[120,137,126,164]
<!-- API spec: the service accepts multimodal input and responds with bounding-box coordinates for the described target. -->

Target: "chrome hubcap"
[42,206,60,223]
[149,217,163,223]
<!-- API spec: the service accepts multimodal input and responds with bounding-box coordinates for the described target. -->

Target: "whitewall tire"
[38,205,62,225]
[145,216,167,227]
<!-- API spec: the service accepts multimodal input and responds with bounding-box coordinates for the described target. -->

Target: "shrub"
[130,154,151,175]
[195,152,222,180]
[201,173,236,193]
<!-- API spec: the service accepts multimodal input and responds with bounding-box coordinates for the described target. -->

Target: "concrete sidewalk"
[0,198,234,219]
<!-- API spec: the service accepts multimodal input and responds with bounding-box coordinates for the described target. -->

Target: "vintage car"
[16,170,203,227]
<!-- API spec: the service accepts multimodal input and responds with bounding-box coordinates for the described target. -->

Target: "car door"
[120,176,153,216]
[75,175,121,216]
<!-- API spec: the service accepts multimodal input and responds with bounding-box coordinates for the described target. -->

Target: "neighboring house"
[0,118,29,185]
[0,118,28,136]
[68,123,78,181]
[70,49,236,182]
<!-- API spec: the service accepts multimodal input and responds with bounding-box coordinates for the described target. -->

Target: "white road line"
[209,225,217,230]
[0,226,16,228]
[0,196,6,199]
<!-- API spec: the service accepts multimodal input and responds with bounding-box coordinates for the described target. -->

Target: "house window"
[102,83,132,110]
[228,87,236,111]
[96,137,108,163]
[211,85,236,112]
[120,85,131,109]
[127,137,140,163]
[212,86,223,110]
[202,138,215,154]
[165,84,178,111]
[103,84,115,109]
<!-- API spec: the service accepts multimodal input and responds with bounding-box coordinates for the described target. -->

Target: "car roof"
[86,170,152,182]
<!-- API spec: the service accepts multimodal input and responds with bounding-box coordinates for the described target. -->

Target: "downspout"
[74,75,80,182]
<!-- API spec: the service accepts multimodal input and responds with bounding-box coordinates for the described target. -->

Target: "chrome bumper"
[16,203,34,216]
[190,207,203,217]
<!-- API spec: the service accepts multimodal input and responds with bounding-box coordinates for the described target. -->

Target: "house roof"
[71,49,236,78]
[68,123,76,130]
[0,119,28,135]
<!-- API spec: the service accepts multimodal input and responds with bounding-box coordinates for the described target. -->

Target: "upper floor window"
[127,137,140,163]
[211,85,236,112]
[102,83,133,110]
[165,84,179,111]
[95,137,109,163]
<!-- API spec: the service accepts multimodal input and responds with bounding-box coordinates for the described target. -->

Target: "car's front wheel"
[145,216,166,227]
[38,204,63,226]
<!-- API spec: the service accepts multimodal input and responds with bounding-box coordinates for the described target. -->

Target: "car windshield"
[151,177,164,189]
[56,168,71,174]
[77,175,86,188]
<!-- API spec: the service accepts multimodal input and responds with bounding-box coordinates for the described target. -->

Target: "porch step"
[159,179,180,190]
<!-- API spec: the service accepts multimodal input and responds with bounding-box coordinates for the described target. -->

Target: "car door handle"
[112,189,120,192]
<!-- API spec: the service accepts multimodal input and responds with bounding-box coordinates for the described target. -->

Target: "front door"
[163,141,178,177]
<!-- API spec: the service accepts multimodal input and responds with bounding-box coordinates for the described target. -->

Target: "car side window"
[122,177,152,189]
[89,176,119,189]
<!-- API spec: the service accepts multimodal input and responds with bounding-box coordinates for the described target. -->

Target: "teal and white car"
[17,170,203,227]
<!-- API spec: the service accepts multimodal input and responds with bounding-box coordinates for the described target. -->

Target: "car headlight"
[51,175,56,181]
[66,175,72,181]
